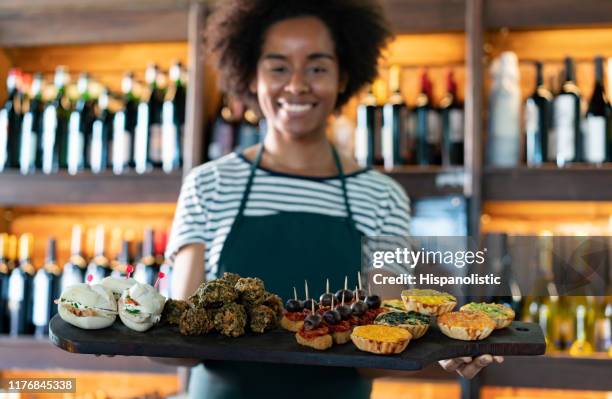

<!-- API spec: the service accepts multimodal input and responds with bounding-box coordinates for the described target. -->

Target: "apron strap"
[330,145,356,228]
[237,143,357,228]
[236,143,264,222]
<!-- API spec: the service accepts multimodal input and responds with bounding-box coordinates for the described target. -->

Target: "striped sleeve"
[165,166,213,263]
[378,176,411,236]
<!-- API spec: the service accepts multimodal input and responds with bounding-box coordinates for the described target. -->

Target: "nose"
[285,70,310,94]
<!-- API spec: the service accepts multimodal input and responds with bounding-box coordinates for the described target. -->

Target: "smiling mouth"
[278,100,316,115]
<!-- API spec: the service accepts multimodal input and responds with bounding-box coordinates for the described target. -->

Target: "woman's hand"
[438,355,504,379]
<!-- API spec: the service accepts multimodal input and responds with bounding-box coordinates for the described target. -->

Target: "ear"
[249,75,258,94]
[338,72,348,93]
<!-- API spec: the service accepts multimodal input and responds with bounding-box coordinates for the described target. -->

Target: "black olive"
[319,293,334,307]
[303,314,322,330]
[365,295,381,309]
[303,298,318,312]
[285,299,303,312]
[335,289,353,304]
[336,304,352,320]
[356,289,368,301]
[351,301,369,316]
[323,309,341,325]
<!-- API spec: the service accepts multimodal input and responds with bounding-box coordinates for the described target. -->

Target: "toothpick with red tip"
[126,265,134,279]
[86,274,93,284]
[154,272,165,289]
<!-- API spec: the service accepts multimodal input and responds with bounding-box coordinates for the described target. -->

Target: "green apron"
[188,143,372,398]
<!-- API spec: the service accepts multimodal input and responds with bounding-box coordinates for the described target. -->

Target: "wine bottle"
[67,73,95,175]
[553,57,582,167]
[568,236,596,356]
[156,231,171,297]
[111,240,133,278]
[32,238,62,337]
[112,72,138,174]
[90,89,112,174]
[354,85,380,167]
[19,73,45,175]
[525,62,553,166]
[42,66,70,174]
[593,258,611,352]
[134,64,164,173]
[133,229,160,286]
[208,97,240,161]
[8,234,36,336]
[415,69,441,165]
[583,56,611,165]
[440,70,464,166]
[162,61,186,173]
[486,233,522,318]
[0,234,13,334]
[1,69,23,171]
[60,225,87,292]
[382,65,409,170]
[86,225,111,284]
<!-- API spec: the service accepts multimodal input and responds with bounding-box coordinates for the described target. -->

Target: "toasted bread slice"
[459,302,515,329]
[295,331,333,350]
[437,311,496,341]
[332,329,352,345]
[280,316,304,332]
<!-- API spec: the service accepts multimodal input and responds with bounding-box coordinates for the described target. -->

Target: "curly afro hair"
[205,0,393,109]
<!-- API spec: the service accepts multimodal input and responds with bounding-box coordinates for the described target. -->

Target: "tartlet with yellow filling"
[350,325,412,354]
[374,310,431,339]
[400,289,456,316]
[460,302,515,329]
[381,299,406,312]
[437,311,496,341]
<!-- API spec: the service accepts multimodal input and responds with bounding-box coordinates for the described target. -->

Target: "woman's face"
[251,16,345,140]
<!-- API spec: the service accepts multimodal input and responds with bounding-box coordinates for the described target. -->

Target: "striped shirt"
[166,152,411,280]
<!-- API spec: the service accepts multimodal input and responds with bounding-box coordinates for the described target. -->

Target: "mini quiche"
[460,302,515,329]
[374,311,431,339]
[350,325,411,355]
[381,299,406,312]
[437,311,496,341]
[400,289,456,316]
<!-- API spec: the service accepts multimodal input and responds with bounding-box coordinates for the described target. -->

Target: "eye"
[310,66,327,74]
[270,66,288,74]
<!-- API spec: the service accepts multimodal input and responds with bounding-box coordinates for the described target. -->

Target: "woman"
[166,1,501,398]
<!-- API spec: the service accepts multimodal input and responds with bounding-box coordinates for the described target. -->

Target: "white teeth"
[280,102,314,113]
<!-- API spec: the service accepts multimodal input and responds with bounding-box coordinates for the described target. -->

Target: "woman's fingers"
[438,357,472,372]
[457,354,493,380]
[493,356,504,363]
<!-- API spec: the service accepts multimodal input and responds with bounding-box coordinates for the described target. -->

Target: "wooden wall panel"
[4,42,188,94]
[0,48,9,103]
[485,28,612,102]
[6,204,175,267]
[0,369,179,399]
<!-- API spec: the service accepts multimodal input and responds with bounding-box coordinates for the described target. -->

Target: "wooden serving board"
[49,315,545,371]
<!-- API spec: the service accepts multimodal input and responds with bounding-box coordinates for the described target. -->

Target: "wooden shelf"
[0,170,182,205]
[382,166,465,199]
[484,166,612,201]
[0,0,190,46]
[0,335,178,373]
[481,353,612,391]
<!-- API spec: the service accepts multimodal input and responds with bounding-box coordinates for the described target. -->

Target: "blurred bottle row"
[208,65,465,169]
[487,233,612,356]
[0,226,172,337]
[0,62,186,175]
[489,54,612,167]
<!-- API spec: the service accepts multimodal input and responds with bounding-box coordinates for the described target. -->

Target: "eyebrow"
[262,52,336,61]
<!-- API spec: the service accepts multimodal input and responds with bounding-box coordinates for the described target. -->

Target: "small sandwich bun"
[437,311,496,341]
[118,283,166,332]
[295,331,333,350]
[58,283,117,330]
[280,316,304,332]
[101,276,137,300]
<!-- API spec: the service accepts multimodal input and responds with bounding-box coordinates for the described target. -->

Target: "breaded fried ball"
[161,299,190,325]
[262,292,284,322]
[193,280,238,308]
[235,277,265,306]
[213,302,247,337]
[220,272,242,287]
[249,304,277,333]
[179,306,214,336]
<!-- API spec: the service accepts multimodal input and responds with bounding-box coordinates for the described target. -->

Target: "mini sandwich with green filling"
[57,283,117,329]
[118,283,167,332]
